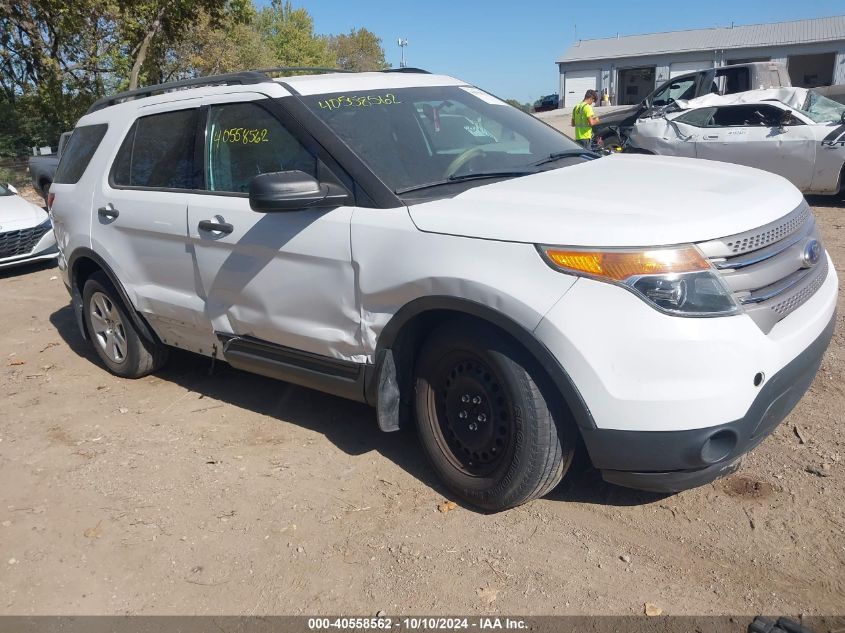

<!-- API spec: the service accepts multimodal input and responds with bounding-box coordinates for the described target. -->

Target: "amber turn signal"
[542,246,710,281]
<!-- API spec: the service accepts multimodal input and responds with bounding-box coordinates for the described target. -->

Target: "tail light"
[47,193,55,211]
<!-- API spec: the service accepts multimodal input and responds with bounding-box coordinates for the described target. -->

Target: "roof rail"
[252,66,353,75]
[257,66,431,75]
[85,71,271,114]
[383,67,430,74]
[85,65,433,115]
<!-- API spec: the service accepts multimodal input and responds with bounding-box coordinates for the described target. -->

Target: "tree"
[0,0,382,156]
[325,28,388,71]
[505,99,531,113]
[0,0,118,97]
[0,0,118,152]
[256,0,333,68]
[162,6,279,79]
[117,0,231,89]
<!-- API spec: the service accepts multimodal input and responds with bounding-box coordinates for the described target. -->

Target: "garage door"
[669,60,712,78]
[564,70,599,107]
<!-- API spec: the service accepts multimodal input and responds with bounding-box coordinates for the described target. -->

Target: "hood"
[407,154,804,247]
[0,194,49,229]
[594,104,641,128]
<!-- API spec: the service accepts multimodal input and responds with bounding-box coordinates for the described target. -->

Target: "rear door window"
[717,67,751,94]
[54,124,108,184]
[112,109,199,189]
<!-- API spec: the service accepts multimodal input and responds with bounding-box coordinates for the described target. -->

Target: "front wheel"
[82,272,168,378]
[414,321,575,510]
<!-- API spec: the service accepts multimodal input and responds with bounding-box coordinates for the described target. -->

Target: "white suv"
[50,68,837,510]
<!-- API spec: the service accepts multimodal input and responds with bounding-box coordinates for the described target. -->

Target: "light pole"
[397,38,408,68]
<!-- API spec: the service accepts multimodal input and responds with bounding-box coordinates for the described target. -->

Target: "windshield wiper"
[532,149,595,167]
[394,169,537,195]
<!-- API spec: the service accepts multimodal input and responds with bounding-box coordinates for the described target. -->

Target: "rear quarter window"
[53,124,108,184]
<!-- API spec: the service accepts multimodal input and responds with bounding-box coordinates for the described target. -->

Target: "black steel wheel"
[414,320,576,510]
[430,352,514,477]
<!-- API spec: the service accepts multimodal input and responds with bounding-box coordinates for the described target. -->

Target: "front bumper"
[535,253,837,492]
[0,225,58,270]
[584,310,835,492]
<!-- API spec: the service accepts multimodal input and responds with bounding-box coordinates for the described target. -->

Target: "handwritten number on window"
[317,93,402,110]
[213,128,270,146]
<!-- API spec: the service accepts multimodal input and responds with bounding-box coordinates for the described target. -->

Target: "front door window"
[205,102,317,193]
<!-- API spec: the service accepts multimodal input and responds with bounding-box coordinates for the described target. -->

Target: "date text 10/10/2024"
[307,617,527,630]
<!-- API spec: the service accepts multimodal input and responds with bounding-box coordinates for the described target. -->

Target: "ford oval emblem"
[802,240,821,268]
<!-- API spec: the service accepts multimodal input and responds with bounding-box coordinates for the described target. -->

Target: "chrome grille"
[770,258,828,317]
[722,205,810,254]
[698,201,828,334]
[0,224,50,259]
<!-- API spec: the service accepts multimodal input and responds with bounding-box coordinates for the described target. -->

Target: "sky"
[279,0,845,104]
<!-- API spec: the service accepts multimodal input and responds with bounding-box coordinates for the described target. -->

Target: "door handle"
[198,219,234,235]
[703,135,719,140]
[97,205,119,220]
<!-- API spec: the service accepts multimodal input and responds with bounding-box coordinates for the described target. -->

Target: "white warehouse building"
[557,15,845,107]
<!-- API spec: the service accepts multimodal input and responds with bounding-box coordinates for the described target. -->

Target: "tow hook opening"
[700,429,739,465]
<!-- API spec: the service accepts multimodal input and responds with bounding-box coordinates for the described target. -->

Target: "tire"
[414,320,576,510]
[82,272,168,378]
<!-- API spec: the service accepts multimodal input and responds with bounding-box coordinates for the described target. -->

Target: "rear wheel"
[82,272,168,378]
[414,321,575,510]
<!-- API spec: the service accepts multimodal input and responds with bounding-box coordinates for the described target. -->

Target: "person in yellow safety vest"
[570,89,601,149]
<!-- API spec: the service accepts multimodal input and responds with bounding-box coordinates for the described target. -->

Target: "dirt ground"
[0,187,843,617]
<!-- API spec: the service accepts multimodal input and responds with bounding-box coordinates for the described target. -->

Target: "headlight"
[38,215,52,229]
[538,244,740,317]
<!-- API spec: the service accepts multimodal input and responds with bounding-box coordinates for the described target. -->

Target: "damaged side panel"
[628,115,697,157]
[351,206,579,361]
[186,194,364,363]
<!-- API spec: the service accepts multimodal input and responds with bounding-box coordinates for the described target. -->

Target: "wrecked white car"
[627,87,845,195]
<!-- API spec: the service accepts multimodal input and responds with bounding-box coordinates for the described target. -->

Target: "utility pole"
[397,38,408,68]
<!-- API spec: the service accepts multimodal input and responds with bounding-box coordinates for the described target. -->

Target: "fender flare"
[366,295,596,431]
[67,247,160,345]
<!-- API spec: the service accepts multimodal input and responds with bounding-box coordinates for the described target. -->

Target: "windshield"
[799,90,845,123]
[304,85,582,194]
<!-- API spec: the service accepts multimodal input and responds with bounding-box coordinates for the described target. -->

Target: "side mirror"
[840,111,845,124]
[248,170,350,213]
[6,184,18,195]
[778,111,794,130]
